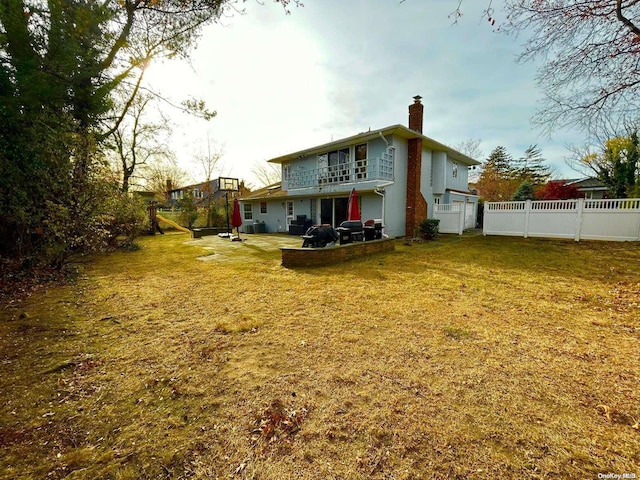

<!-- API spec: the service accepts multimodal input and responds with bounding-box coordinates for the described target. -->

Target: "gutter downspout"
[374,187,387,238]
[376,133,392,237]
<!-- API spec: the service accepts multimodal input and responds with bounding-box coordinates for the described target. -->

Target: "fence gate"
[434,204,464,235]
[464,202,476,229]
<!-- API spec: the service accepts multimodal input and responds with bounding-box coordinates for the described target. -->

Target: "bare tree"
[440,1,640,137]
[250,162,282,188]
[454,138,483,182]
[107,92,173,192]
[194,136,225,226]
[499,1,640,136]
[142,156,190,201]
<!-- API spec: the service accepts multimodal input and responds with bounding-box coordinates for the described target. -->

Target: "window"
[286,201,294,216]
[452,162,458,179]
[355,144,367,179]
[319,148,350,183]
[335,148,350,182]
[434,196,441,205]
[260,201,267,214]
[310,198,317,224]
[283,164,291,183]
[243,203,253,220]
[318,153,328,184]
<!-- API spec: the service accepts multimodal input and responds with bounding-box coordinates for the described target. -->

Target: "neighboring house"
[239,96,480,238]
[564,178,609,199]
[133,190,157,204]
[165,179,248,208]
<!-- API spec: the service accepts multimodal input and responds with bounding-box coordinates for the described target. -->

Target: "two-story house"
[239,96,480,238]
[166,179,249,208]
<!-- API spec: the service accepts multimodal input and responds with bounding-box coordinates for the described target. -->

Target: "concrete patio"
[185,233,303,263]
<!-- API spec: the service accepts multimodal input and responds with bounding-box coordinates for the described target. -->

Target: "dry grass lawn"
[1,232,639,479]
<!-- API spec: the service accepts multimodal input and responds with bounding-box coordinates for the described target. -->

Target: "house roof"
[167,179,218,194]
[240,183,285,201]
[239,183,386,201]
[565,177,608,190]
[266,124,481,167]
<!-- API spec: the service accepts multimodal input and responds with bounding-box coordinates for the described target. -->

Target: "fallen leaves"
[251,399,308,446]
[596,404,639,431]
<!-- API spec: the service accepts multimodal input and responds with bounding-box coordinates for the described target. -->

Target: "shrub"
[100,190,147,248]
[511,181,537,201]
[538,180,580,200]
[177,192,199,229]
[41,178,147,268]
[419,218,440,240]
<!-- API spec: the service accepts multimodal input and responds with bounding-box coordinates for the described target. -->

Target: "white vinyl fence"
[483,198,640,241]
[434,202,477,235]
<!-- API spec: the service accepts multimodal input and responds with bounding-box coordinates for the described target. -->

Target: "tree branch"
[616,0,640,37]
[99,68,146,141]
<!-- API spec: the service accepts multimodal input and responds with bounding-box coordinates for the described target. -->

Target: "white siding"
[384,136,408,237]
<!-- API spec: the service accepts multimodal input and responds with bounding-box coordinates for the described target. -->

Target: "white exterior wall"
[360,194,383,223]
[384,136,408,237]
[444,155,471,193]
[420,148,435,217]
[431,151,446,195]
[239,199,289,233]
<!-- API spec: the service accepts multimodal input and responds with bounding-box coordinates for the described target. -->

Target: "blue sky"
[144,0,585,187]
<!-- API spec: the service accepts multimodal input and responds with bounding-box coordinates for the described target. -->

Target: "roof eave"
[266,124,481,166]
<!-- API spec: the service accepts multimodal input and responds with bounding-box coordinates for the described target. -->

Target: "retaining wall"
[192,227,228,238]
[281,238,395,268]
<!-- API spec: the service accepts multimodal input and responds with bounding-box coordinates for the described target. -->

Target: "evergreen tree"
[475,146,520,202]
[485,146,514,176]
[511,181,537,201]
[513,145,551,185]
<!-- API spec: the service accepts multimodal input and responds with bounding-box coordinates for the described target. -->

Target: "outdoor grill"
[364,219,384,240]
[336,220,364,244]
[301,225,339,248]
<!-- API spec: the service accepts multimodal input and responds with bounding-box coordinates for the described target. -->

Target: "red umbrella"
[231,197,243,240]
[347,188,361,221]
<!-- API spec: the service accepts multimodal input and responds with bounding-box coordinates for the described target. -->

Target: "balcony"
[285,154,394,192]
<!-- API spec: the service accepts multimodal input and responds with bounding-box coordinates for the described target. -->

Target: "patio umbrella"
[347,188,361,221]
[231,197,243,240]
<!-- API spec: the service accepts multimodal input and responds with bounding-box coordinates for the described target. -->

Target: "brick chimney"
[408,95,423,133]
[405,95,428,237]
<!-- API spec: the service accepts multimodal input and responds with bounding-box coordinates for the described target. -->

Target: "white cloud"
[142,0,585,187]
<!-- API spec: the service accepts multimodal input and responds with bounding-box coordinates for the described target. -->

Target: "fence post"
[575,198,584,242]
[524,200,531,238]
[458,203,465,235]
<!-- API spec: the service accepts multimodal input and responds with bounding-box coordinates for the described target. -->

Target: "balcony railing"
[286,155,394,190]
